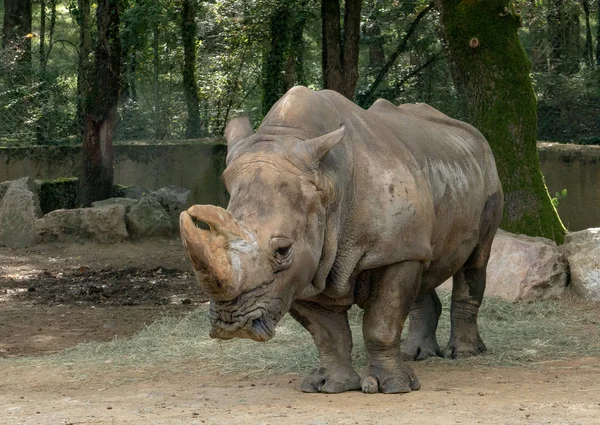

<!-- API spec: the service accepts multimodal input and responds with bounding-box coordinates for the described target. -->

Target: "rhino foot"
[300,366,361,394]
[361,363,421,394]
[401,337,443,361]
[444,335,487,359]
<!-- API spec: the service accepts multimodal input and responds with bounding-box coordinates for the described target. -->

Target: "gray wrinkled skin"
[180,86,503,394]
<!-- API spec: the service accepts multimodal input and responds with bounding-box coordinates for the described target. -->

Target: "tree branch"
[393,52,445,89]
[358,3,433,106]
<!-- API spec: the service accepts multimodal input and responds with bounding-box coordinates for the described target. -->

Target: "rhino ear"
[224,115,253,149]
[295,125,345,169]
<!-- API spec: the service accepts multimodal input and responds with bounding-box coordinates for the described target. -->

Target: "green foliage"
[0,0,598,146]
[551,188,567,207]
[38,177,79,214]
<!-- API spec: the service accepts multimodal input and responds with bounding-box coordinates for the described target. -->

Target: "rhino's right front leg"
[362,261,422,394]
[289,300,361,394]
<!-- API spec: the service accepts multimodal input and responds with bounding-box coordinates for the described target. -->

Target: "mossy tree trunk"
[77,0,121,206]
[438,0,566,243]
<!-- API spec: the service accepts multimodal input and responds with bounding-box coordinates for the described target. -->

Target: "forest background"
[1,0,598,147]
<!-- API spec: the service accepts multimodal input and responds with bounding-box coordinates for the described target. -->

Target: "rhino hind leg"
[289,301,361,394]
[444,192,501,359]
[444,262,487,359]
[361,261,422,394]
[401,291,443,360]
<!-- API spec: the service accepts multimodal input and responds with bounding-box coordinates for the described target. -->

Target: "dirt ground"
[0,239,206,358]
[1,239,600,424]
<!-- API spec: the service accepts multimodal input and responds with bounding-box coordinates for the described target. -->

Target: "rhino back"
[256,88,501,277]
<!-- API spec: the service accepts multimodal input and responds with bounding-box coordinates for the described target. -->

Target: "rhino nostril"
[191,217,210,230]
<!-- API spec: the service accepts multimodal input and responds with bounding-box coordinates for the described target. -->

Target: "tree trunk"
[36,0,56,144]
[365,21,385,77]
[438,0,566,242]
[2,0,32,133]
[290,0,308,87]
[582,0,593,66]
[153,24,162,139]
[547,0,581,74]
[76,0,92,135]
[263,3,291,114]
[597,0,600,66]
[2,0,32,59]
[77,0,121,206]
[182,0,202,138]
[39,0,46,69]
[321,0,362,100]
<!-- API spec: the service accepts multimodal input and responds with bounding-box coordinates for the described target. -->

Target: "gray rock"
[9,177,40,194]
[92,197,137,208]
[35,205,128,243]
[442,230,567,302]
[0,181,11,201]
[149,186,193,231]
[0,179,43,248]
[564,228,600,301]
[121,186,150,200]
[126,195,172,238]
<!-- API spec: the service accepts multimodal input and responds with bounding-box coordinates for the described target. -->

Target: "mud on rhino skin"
[179,86,503,394]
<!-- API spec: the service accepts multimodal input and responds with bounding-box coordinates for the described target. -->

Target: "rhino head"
[180,115,345,342]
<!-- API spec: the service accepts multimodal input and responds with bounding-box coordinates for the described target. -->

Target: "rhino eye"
[276,246,291,257]
[271,238,293,269]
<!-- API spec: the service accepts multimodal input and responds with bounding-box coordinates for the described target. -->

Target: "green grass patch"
[7,291,600,374]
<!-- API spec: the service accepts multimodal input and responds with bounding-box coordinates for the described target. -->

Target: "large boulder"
[125,195,172,238]
[0,177,43,248]
[35,205,128,243]
[92,197,137,208]
[149,186,193,231]
[564,228,600,301]
[442,230,567,302]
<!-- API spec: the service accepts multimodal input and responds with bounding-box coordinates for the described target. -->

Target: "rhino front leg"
[362,261,422,394]
[289,300,361,394]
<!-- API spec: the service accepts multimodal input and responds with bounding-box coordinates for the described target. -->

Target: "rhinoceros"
[180,86,503,394]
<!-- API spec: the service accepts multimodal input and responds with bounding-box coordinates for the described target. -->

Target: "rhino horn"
[295,125,345,169]
[179,205,251,301]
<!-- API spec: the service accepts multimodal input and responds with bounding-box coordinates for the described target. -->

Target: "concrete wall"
[1,142,599,231]
[0,141,229,207]
[538,143,600,231]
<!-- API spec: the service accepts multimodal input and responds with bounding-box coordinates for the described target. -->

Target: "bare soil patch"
[1,357,599,424]
[0,239,206,358]
[1,238,600,424]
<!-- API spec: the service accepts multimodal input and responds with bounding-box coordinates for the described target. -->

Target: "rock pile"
[0,179,192,245]
[563,228,600,301]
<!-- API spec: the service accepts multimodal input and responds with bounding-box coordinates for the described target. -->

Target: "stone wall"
[0,140,229,208]
[1,142,599,230]
[538,143,600,231]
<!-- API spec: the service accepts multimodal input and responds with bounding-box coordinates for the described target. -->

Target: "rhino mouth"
[209,309,277,342]
[207,290,286,342]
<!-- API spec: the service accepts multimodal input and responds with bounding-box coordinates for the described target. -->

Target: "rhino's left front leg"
[289,300,361,394]
[362,261,422,394]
